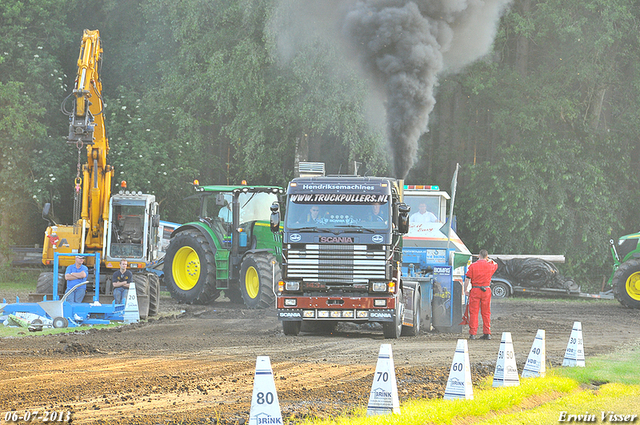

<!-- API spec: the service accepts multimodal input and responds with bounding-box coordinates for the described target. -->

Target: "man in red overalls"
[464,249,498,340]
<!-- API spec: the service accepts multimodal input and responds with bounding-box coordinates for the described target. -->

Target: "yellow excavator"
[36,30,162,318]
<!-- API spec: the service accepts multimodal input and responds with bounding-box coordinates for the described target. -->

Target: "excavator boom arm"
[67,29,113,247]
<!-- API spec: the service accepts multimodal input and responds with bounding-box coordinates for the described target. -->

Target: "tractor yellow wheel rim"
[626,271,640,301]
[173,246,200,291]
[245,266,260,299]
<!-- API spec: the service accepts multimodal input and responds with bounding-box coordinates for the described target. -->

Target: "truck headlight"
[284,298,297,306]
[285,281,300,291]
[371,282,387,292]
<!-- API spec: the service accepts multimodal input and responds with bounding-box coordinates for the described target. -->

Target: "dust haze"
[270,0,512,178]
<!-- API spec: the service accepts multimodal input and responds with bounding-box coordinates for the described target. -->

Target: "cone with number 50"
[493,332,520,387]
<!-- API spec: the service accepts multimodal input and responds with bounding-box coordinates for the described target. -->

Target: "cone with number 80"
[249,356,282,425]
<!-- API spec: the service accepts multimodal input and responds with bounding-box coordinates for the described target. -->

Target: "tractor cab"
[190,185,282,253]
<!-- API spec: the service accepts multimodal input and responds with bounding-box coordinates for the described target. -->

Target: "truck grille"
[285,244,387,283]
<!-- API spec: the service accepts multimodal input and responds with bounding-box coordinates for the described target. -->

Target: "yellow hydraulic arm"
[67,29,114,250]
[43,29,115,266]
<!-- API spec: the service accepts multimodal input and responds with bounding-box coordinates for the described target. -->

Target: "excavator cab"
[105,192,160,263]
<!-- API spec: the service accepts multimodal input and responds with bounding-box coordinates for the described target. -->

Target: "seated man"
[299,206,322,224]
[112,259,133,304]
[218,202,232,223]
[410,202,438,225]
[368,203,387,223]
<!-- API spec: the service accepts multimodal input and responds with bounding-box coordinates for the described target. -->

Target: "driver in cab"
[299,206,323,224]
[368,203,387,224]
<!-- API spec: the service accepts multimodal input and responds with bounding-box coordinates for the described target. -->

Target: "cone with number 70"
[367,344,400,415]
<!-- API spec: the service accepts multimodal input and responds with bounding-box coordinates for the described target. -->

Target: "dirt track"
[1,295,640,424]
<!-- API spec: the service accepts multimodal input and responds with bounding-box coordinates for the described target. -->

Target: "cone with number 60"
[444,339,473,400]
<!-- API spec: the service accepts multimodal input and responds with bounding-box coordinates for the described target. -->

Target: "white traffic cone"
[444,339,473,400]
[522,329,546,378]
[562,321,585,367]
[367,344,400,415]
[493,332,520,387]
[123,281,140,324]
[249,356,283,425]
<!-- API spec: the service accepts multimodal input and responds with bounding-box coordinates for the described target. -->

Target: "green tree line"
[1,0,638,289]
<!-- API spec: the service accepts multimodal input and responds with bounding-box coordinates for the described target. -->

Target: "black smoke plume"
[271,0,512,178]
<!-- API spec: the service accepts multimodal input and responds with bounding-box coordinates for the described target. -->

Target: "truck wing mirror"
[42,203,51,218]
[397,202,410,234]
[270,202,280,233]
[215,193,226,206]
[152,214,160,228]
[42,203,57,225]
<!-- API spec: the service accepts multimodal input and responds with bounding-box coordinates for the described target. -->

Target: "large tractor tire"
[36,272,66,297]
[148,273,160,317]
[164,229,220,304]
[239,253,279,309]
[612,258,640,309]
[133,274,150,320]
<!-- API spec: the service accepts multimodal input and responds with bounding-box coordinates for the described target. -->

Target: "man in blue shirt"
[64,255,89,303]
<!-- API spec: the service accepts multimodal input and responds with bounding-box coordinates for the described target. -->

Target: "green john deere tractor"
[609,233,640,309]
[164,183,284,308]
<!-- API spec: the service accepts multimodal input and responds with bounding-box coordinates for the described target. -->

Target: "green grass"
[0,269,40,302]
[476,383,640,425]
[555,341,640,386]
[293,341,640,425]
[294,377,578,425]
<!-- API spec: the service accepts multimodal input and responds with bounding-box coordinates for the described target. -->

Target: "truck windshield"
[285,202,391,230]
